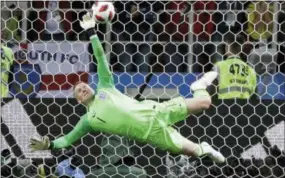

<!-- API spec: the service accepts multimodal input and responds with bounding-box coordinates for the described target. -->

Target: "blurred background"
[1,1,284,98]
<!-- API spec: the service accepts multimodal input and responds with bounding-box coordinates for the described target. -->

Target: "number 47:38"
[229,64,249,76]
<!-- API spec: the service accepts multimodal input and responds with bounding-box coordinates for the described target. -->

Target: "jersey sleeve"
[51,115,91,149]
[90,35,114,89]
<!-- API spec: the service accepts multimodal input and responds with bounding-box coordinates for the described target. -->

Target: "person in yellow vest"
[246,1,273,42]
[1,44,15,98]
[210,34,257,99]
[2,15,21,42]
[2,4,22,42]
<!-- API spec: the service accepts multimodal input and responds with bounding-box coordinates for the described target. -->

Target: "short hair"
[225,33,245,55]
[73,81,85,92]
[73,81,86,98]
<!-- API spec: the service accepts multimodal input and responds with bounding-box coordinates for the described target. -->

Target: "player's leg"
[184,97,211,115]
[181,136,226,163]
[158,72,218,125]
[159,71,218,126]
[155,127,225,163]
[184,71,218,115]
[156,71,217,125]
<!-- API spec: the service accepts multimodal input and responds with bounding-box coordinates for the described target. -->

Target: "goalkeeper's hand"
[80,12,96,30]
[29,136,50,151]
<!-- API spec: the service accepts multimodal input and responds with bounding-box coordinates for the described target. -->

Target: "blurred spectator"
[0,44,15,98]
[210,33,257,99]
[111,1,162,72]
[214,1,246,36]
[246,1,274,43]
[44,1,65,41]
[212,1,246,63]
[246,2,280,77]
[30,1,73,41]
[1,3,21,43]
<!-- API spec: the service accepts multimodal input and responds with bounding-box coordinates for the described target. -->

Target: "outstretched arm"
[30,115,91,151]
[50,115,91,149]
[90,35,114,89]
[81,12,114,89]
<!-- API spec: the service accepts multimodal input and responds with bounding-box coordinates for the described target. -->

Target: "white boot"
[190,71,218,91]
[201,142,225,163]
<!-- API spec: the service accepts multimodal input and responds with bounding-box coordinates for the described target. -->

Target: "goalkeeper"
[30,12,225,164]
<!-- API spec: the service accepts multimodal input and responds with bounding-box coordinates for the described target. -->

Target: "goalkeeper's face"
[74,82,95,105]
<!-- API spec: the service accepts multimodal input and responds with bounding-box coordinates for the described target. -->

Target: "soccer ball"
[92,1,115,23]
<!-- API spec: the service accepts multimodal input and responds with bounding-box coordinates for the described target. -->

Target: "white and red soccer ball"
[92,1,115,23]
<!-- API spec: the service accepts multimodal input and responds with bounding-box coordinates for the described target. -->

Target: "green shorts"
[147,97,188,154]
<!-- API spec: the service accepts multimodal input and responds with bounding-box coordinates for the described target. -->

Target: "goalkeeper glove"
[29,136,51,151]
[80,10,97,37]
[80,12,96,30]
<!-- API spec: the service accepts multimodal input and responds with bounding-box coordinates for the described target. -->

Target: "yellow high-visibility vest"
[247,3,274,40]
[215,57,257,99]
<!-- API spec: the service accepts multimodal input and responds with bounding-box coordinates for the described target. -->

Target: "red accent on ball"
[108,11,113,21]
[95,15,105,22]
[99,4,109,12]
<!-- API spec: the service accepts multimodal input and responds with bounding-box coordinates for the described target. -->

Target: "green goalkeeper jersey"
[51,35,157,149]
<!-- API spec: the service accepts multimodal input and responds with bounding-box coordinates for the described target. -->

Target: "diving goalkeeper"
[30,12,225,163]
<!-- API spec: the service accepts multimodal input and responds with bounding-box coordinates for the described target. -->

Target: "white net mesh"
[1,1,285,177]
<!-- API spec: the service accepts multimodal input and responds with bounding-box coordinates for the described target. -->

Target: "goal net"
[1,1,284,177]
